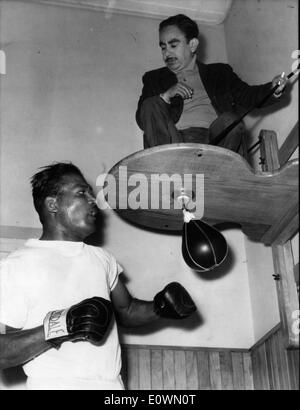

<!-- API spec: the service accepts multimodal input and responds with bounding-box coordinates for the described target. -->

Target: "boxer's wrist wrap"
[43,297,113,349]
[44,308,69,341]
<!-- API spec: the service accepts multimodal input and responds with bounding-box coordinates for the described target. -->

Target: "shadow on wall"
[118,269,204,341]
[245,84,293,137]
[196,31,207,62]
[119,303,204,340]
[1,367,27,390]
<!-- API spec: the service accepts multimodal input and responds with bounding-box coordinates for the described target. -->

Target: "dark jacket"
[136,61,277,130]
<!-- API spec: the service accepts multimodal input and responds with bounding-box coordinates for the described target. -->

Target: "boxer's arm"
[0,324,51,370]
[111,279,158,328]
[111,279,196,328]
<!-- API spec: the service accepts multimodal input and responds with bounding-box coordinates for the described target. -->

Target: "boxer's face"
[159,25,198,73]
[54,173,98,241]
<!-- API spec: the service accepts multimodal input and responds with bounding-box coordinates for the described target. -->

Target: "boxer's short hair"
[31,162,84,219]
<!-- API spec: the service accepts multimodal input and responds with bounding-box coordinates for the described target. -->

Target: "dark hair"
[31,162,84,220]
[159,14,199,42]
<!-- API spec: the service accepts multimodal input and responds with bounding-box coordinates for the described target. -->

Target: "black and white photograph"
[0,0,298,392]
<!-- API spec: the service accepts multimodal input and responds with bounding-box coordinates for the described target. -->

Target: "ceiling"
[15,0,233,25]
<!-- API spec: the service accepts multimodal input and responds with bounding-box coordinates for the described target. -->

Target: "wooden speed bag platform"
[103,143,298,245]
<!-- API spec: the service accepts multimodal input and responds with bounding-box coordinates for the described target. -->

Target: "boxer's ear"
[45,196,58,214]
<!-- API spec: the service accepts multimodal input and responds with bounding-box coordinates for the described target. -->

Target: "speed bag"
[182,218,228,272]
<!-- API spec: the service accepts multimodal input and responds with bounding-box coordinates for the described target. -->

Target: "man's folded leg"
[139,96,183,148]
[139,101,249,161]
[179,127,209,144]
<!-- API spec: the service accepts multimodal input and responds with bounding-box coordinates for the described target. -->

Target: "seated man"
[136,14,287,157]
[0,162,196,390]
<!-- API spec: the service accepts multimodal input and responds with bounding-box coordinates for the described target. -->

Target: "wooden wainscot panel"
[250,324,299,390]
[121,345,253,390]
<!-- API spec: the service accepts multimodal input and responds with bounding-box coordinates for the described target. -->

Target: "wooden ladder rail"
[278,122,299,166]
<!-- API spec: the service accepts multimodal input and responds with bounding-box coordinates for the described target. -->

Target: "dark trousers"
[139,96,248,159]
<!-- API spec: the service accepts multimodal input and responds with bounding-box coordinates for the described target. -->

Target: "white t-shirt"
[0,239,123,388]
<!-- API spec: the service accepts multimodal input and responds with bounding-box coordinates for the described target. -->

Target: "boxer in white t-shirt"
[0,162,196,390]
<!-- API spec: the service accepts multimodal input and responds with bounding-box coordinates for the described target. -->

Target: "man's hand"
[44,297,113,347]
[160,82,194,103]
[271,72,288,97]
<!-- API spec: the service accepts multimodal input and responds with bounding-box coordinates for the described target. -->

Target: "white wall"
[0,1,228,227]
[224,0,298,153]
[244,239,280,341]
[2,0,295,390]
[224,0,298,341]
[0,0,255,352]
[0,1,258,390]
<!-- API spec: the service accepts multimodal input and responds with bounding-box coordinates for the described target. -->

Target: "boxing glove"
[154,282,196,319]
[44,297,113,347]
